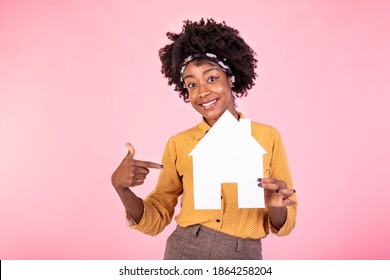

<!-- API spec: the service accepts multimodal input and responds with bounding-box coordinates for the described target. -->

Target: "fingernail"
[293,189,296,193]
[160,165,164,168]
[275,189,279,193]
[257,178,262,182]
[282,197,286,201]
[258,183,262,187]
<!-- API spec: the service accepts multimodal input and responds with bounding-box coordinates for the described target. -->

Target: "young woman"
[111,19,297,260]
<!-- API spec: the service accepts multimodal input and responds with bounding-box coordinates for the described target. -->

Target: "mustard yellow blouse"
[130,113,297,239]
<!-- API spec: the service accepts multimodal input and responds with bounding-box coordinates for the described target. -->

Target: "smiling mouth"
[200,99,217,109]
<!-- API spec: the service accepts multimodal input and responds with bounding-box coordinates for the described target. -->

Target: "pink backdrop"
[1,0,389,260]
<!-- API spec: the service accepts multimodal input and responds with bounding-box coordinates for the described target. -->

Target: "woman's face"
[182,60,238,126]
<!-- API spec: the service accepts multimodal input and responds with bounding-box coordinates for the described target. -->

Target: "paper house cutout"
[189,110,267,209]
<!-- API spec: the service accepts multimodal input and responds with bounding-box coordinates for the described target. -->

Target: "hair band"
[180,53,235,87]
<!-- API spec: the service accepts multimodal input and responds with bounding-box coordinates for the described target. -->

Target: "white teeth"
[202,99,216,107]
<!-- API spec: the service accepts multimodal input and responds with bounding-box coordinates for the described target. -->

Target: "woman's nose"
[198,83,210,98]
[199,92,210,98]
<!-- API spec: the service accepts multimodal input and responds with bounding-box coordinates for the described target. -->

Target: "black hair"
[159,18,257,102]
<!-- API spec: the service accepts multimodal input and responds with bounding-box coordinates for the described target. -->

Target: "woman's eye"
[186,83,196,89]
[208,76,219,82]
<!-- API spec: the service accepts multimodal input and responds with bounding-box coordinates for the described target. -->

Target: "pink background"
[1,0,390,260]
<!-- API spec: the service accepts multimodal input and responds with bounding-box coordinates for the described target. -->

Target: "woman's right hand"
[111,143,163,190]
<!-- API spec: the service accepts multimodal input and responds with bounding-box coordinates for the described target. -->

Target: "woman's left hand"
[258,178,295,208]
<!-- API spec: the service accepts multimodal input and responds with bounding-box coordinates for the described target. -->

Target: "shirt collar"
[194,112,245,140]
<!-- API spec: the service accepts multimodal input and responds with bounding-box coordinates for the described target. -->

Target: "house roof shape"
[189,110,267,209]
[189,110,266,156]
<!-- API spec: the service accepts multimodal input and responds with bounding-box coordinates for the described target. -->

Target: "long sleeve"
[268,127,297,236]
[129,137,183,236]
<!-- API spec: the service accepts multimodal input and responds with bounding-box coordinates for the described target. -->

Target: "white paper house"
[189,110,267,210]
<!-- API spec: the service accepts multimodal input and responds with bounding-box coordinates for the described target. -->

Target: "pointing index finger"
[132,159,163,169]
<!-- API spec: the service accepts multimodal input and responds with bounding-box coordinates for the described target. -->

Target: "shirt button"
[216,219,221,223]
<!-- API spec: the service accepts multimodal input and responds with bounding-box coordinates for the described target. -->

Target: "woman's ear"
[229,76,235,88]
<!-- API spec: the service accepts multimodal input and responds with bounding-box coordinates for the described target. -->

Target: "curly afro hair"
[159,18,258,102]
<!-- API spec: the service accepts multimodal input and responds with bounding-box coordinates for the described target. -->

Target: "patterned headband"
[180,53,235,86]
